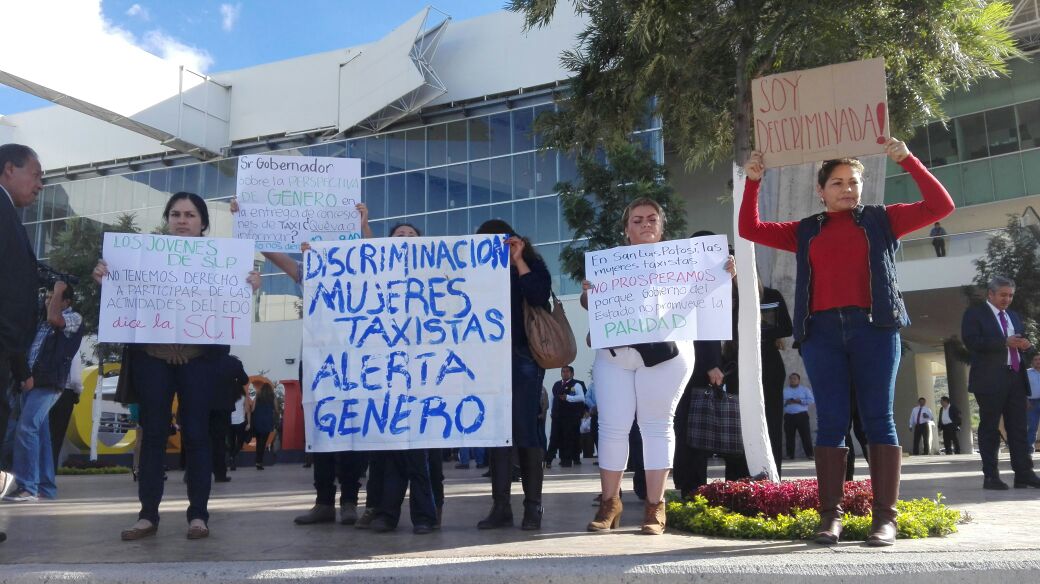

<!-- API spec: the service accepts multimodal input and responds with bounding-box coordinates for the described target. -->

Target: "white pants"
[593,343,695,471]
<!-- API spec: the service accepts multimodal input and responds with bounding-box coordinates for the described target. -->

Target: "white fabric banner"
[233,155,362,251]
[98,233,255,345]
[302,235,514,452]
[584,235,733,349]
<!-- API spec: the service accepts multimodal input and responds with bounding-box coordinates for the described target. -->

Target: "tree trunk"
[731,25,779,481]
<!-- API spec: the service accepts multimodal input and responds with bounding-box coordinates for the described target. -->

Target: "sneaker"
[4,489,38,503]
[0,471,14,499]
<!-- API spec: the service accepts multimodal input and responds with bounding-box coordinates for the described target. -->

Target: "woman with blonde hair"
[582,198,698,535]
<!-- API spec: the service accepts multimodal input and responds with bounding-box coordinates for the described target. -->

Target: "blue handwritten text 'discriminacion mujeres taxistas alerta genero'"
[304,235,512,443]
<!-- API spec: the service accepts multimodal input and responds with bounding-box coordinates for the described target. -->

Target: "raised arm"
[884,138,956,237]
[737,151,798,252]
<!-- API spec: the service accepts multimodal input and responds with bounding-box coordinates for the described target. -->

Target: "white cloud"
[219,3,242,32]
[141,30,214,72]
[125,3,149,21]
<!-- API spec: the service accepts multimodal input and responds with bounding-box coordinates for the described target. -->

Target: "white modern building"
[4,3,1040,455]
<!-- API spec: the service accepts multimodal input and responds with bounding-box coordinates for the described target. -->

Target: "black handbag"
[686,384,744,455]
[630,341,679,367]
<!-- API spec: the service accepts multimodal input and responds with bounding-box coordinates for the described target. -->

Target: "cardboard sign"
[584,235,732,349]
[99,233,255,345]
[753,58,888,168]
[234,155,362,251]
[301,236,514,452]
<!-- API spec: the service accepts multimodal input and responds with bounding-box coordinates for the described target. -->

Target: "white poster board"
[302,235,514,452]
[234,155,362,251]
[98,233,255,345]
[753,58,888,168]
[584,235,732,349]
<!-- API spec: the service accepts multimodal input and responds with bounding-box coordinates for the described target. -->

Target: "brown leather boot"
[587,496,623,531]
[641,500,666,535]
[813,446,849,544]
[866,444,902,546]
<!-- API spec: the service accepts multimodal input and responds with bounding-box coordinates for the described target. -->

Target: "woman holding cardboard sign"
[581,198,698,536]
[738,138,954,546]
[94,192,262,541]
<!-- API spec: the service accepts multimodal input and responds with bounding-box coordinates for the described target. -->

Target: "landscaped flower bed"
[666,479,966,541]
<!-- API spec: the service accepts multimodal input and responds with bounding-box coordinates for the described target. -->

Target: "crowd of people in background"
[4,134,1040,550]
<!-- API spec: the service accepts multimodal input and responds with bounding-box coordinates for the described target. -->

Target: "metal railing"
[896,228,1004,262]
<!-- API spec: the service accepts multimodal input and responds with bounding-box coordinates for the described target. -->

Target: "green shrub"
[57,465,132,476]
[667,494,964,541]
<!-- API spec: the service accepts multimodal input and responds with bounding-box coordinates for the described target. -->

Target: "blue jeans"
[458,447,486,466]
[132,352,216,524]
[12,387,62,497]
[1027,399,1040,450]
[801,308,900,448]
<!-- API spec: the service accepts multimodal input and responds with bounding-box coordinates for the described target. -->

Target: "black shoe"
[1014,474,1040,488]
[477,503,513,529]
[413,523,435,534]
[294,504,337,525]
[0,531,5,543]
[573,459,582,466]
[481,470,491,478]
[521,502,542,530]
[370,515,397,533]
[214,476,232,483]
[475,463,488,469]
[455,463,469,469]
[983,477,1010,490]
[256,464,264,470]
[560,461,572,468]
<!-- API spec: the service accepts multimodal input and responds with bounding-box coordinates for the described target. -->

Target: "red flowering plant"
[695,479,873,517]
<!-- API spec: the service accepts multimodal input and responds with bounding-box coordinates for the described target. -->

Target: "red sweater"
[738,155,954,313]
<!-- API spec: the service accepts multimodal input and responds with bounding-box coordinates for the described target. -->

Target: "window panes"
[406,171,425,215]
[406,128,425,170]
[490,158,511,203]
[957,113,988,160]
[426,211,447,236]
[533,104,554,149]
[536,195,559,243]
[428,167,448,212]
[364,176,386,220]
[489,113,511,157]
[513,152,535,199]
[1019,100,1040,149]
[447,164,467,209]
[513,109,534,152]
[928,122,959,166]
[428,124,447,167]
[535,150,557,196]
[387,174,406,217]
[469,117,491,160]
[447,120,467,164]
[985,106,1018,156]
[365,135,387,176]
[387,131,407,173]
[447,209,468,236]
[470,160,490,206]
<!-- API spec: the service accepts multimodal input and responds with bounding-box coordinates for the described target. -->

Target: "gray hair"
[0,143,38,172]
[987,276,1016,293]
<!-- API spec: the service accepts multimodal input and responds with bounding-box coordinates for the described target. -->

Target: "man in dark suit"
[546,366,586,467]
[0,143,45,542]
[961,276,1040,490]
[937,396,962,455]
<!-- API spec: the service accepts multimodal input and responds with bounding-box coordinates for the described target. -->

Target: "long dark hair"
[256,382,276,404]
[389,222,422,236]
[163,192,210,234]
[476,219,542,264]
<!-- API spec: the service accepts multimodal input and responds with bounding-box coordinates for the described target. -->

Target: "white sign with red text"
[99,233,255,345]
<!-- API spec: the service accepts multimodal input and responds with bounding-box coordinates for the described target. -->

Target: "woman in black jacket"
[473,219,551,531]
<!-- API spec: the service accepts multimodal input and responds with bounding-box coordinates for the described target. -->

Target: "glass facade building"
[886,59,1040,207]
[23,92,663,322]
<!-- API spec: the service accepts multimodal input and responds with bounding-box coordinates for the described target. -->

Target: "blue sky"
[0,1,508,115]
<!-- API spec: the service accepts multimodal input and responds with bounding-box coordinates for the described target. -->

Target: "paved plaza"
[1,453,1038,582]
